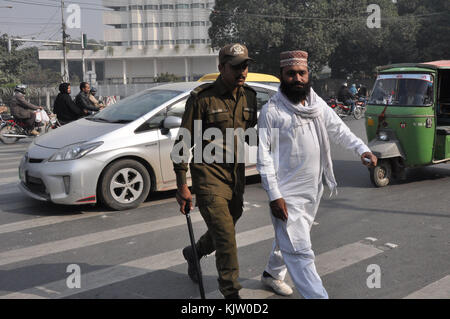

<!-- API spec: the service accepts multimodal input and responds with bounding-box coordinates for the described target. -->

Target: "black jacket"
[338,87,354,101]
[75,91,100,112]
[53,93,84,123]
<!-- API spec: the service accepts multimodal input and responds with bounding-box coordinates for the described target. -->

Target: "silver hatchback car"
[19,82,277,210]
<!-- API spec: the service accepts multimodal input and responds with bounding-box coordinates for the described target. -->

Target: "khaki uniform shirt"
[172,76,258,200]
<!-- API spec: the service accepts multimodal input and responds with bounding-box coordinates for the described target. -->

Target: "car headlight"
[378,131,389,141]
[48,141,103,162]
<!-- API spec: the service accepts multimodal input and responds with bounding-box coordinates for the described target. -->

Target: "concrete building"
[39,0,219,84]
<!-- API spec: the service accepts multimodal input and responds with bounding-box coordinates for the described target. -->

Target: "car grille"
[25,174,47,195]
[28,158,44,163]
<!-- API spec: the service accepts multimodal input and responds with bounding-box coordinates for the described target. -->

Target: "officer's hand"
[270,198,288,222]
[361,152,377,168]
[176,184,193,215]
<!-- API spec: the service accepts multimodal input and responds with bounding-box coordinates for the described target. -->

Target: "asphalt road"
[0,117,449,299]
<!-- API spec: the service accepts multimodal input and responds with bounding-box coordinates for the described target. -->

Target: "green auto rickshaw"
[365,60,450,187]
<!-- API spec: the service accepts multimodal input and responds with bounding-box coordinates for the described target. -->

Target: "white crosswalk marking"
[206,241,384,299]
[0,197,180,234]
[404,275,450,299]
[0,225,274,299]
[0,212,206,267]
[0,176,18,185]
[0,144,446,299]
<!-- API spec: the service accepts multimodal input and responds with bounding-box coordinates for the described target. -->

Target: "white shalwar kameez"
[257,88,370,299]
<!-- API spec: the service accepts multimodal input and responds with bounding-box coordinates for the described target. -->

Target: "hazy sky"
[0,0,104,45]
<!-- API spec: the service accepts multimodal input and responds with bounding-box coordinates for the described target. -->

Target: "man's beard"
[280,79,311,104]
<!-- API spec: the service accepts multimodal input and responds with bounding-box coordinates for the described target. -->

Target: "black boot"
[182,246,202,283]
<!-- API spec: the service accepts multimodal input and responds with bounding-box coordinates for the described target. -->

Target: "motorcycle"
[0,111,60,144]
[328,97,364,120]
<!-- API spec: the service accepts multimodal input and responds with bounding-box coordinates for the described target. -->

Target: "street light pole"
[61,0,69,82]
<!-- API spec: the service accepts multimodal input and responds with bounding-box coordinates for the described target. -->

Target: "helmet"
[342,82,348,87]
[14,84,27,94]
[90,87,97,94]
[352,83,356,87]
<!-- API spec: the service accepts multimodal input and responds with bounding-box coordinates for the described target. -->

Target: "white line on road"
[404,275,450,299]
[0,211,206,267]
[0,225,274,299]
[0,197,182,235]
[0,176,18,185]
[0,168,18,175]
[206,240,384,299]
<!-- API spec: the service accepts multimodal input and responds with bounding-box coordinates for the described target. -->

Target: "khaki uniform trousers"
[195,193,244,297]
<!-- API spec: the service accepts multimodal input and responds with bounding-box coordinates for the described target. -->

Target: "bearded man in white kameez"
[257,50,378,299]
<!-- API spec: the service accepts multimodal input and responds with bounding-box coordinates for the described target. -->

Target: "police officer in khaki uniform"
[172,44,257,299]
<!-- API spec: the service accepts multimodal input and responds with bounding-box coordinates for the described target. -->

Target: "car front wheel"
[98,159,151,211]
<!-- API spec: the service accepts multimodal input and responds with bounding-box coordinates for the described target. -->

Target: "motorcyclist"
[88,87,105,109]
[350,83,358,95]
[337,82,356,113]
[357,84,368,98]
[9,84,42,136]
[53,83,84,125]
[75,82,101,116]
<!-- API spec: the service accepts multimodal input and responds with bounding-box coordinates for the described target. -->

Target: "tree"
[0,34,62,86]
[209,0,340,77]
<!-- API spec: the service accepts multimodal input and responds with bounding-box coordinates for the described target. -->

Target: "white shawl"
[275,88,337,196]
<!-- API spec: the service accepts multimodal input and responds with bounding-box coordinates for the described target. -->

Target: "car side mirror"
[161,116,182,135]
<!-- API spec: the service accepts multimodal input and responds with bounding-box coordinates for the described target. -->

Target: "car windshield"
[88,89,182,123]
[369,73,434,106]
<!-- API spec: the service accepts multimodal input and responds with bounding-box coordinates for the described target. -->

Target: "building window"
[145,22,159,27]
[176,22,190,27]
[112,24,128,29]
[175,4,190,9]
[160,4,174,10]
[146,40,159,45]
[191,39,206,44]
[161,40,175,45]
[176,39,191,44]
[106,41,128,46]
[191,3,205,9]
[131,41,145,46]
[109,6,127,11]
[129,5,143,10]
[130,23,144,28]
[191,21,206,27]
[144,5,159,10]
[160,22,175,27]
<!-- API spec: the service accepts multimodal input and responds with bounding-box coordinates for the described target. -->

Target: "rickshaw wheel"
[370,160,392,187]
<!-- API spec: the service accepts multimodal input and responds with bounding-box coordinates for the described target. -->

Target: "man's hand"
[270,198,288,222]
[176,184,193,215]
[361,152,377,168]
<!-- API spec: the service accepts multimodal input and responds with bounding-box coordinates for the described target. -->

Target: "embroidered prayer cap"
[219,43,254,66]
[280,50,308,68]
